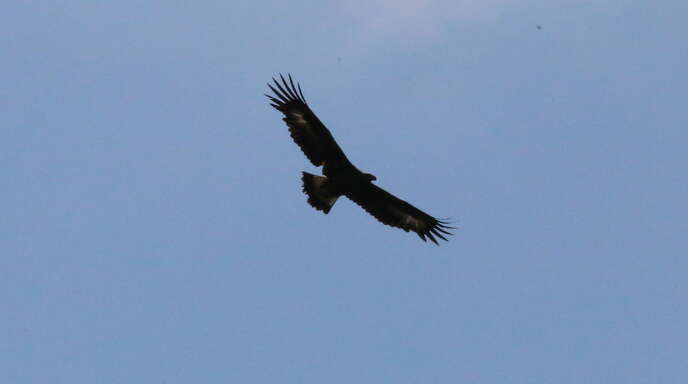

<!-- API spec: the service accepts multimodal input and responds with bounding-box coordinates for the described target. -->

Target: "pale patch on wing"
[389,204,422,232]
[289,111,315,134]
[291,112,307,124]
[402,215,421,231]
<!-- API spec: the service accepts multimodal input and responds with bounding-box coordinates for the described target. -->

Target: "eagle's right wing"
[266,74,349,167]
[345,183,454,245]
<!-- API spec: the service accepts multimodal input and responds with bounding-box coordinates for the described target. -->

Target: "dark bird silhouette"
[266,74,454,244]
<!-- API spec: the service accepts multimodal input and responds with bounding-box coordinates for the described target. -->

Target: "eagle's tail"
[301,172,340,214]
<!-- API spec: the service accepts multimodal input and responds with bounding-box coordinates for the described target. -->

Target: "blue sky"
[2,1,687,383]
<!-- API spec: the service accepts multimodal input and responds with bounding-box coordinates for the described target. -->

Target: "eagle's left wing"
[266,74,349,168]
[345,183,454,244]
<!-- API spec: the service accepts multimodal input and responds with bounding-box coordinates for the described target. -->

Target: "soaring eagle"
[266,74,454,244]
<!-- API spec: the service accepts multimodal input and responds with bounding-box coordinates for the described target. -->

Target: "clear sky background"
[2,1,687,383]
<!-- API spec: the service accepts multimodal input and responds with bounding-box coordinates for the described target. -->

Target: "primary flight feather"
[266,74,454,244]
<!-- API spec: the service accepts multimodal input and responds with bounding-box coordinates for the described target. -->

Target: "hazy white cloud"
[336,0,517,49]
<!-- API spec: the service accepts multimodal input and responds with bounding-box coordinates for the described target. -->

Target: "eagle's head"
[364,173,377,182]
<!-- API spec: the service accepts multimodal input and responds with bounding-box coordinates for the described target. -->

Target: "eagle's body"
[266,74,453,244]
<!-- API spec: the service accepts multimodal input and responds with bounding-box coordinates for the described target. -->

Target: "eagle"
[266,74,454,244]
